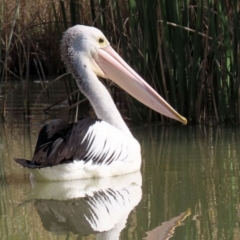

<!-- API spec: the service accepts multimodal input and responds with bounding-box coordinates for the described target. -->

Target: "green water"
[0,81,240,239]
[1,122,240,240]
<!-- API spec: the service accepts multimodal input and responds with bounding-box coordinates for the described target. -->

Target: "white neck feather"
[74,57,132,136]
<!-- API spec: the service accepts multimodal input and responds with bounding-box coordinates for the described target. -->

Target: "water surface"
[0,81,240,239]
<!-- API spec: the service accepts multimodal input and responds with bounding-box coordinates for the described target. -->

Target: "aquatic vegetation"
[1,0,239,123]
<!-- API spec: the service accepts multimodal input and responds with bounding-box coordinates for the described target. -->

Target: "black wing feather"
[14,118,100,169]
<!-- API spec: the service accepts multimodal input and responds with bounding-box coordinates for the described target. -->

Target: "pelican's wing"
[33,119,69,154]
[14,118,133,168]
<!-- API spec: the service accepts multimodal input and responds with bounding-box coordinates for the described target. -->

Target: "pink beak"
[93,45,187,125]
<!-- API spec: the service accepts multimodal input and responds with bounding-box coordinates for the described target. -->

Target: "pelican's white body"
[29,121,141,181]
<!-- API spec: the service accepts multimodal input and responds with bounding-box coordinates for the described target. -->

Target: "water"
[1,81,240,239]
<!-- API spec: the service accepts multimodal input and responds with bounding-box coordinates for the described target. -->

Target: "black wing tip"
[14,158,38,169]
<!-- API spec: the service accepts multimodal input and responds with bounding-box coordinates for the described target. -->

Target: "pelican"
[15,25,187,181]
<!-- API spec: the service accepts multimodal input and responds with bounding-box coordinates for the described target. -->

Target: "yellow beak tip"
[182,117,188,125]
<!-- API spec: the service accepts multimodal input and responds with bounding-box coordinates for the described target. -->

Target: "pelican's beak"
[92,45,187,125]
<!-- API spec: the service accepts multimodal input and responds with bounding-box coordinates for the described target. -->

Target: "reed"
[1,0,240,124]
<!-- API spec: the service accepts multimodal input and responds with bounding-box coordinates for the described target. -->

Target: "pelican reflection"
[24,171,142,238]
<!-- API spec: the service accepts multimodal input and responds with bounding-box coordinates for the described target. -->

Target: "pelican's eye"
[98,37,105,44]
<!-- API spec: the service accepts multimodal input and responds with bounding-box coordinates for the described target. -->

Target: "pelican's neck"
[74,58,132,136]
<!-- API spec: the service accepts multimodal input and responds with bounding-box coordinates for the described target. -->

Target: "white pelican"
[15,25,187,181]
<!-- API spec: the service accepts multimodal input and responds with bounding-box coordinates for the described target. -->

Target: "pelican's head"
[61,25,187,125]
[61,25,111,78]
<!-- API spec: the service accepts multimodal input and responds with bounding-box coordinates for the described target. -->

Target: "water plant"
[1,0,239,124]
